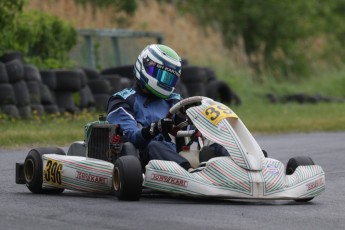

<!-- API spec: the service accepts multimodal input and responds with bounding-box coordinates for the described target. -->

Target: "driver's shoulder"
[167,92,182,101]
[113,88,136,100]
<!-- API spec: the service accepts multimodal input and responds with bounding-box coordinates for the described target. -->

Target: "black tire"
[93,94,110,111]
[44,104,60,115]
[18,105,32,119]
[55,70,82,92]
[205,80,232,104]
[0,62,9,83]
[81,67,101,80]
[183,82,206,97]
[0,51,23,63]
[180,66,207,83]
[101,65,134,80]
[103,74,123,93]
[26,81,41,104]
[88,79,112,94]
[0,105,20,118]
[40,84,55,105]
[120,142,140,158]
[55,92,77,113]
[31,104,44,117]
[286,156,315,202]
[12,80,30,107]
[5,59,24,83]
[40,70,57,90]
[113,156,142,201]
[24,147,66,194]
[286,156,315,175]
[24,64,41,82]
[78,70,88,88]
[204,67,217,82]
[79,85,95,109]
[0,83,16,105]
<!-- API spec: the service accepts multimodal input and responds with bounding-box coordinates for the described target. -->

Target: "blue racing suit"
[107,85,192,170]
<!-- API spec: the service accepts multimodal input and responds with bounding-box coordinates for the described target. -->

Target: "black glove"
[141,118,174,140]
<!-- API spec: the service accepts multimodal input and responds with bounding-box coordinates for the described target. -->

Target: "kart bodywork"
[143,97,325,200]
[15,96,325,201]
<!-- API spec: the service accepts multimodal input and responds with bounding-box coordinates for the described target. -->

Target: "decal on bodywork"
[151,173,188,187]
[306,178,324,191]
[75,170,108,184]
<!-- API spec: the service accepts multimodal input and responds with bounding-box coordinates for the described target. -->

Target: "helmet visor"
[146,65,179,88]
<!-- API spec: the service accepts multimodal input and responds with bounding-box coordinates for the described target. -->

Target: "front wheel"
[24,147,66,194]
[113,156,143,201]
[286,156,315,202]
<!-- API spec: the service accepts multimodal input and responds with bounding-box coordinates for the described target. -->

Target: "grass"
[0,111,95,149]
[1,67,345,149]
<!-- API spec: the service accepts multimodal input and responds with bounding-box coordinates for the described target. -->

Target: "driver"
[107,44,193,171]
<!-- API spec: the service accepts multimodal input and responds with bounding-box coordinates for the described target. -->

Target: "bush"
[0,10,77,69]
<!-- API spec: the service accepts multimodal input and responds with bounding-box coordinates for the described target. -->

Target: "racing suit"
[107,85,192,170]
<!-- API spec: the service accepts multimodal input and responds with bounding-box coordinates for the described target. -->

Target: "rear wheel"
[24,147,66,194]
[113,156,142,201]
[286,156,315,202]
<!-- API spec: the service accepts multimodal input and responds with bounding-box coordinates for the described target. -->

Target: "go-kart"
[15,96,325,202]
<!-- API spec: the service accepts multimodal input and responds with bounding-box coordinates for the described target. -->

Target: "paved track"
[1,132,344,230]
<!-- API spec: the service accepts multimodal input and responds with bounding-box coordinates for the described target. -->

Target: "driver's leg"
[141,140,192,171]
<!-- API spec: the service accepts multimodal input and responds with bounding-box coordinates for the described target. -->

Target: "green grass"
[0,112,95,149]
[1,67,345,149]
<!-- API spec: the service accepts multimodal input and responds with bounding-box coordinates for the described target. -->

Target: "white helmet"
[134,44,181,98]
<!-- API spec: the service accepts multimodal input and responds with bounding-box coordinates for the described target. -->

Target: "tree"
[177,0,344,77]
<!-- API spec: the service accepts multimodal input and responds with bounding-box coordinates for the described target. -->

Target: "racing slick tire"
[24,147,66,194]
[113,156,143,201]
[286,156,315,202]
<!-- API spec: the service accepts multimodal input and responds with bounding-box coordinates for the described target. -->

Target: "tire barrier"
[0,52,242,119]
[0,51,24,63]
[0,62,9,83]
[100,65,134,80]
[5,59,25,83]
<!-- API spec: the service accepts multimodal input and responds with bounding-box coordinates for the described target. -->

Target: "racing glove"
[141,118,174,140]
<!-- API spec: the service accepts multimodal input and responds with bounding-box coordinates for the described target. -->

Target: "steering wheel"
[166,96,204,136]
[167,96,204,118]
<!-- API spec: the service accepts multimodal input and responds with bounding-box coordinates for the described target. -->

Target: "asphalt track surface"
[1,132,344,230]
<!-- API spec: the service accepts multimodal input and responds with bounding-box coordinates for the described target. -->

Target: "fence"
[69,29,164,70]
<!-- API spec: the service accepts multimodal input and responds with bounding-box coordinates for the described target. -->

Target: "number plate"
[203,104,238,125]
[44,159,63,186]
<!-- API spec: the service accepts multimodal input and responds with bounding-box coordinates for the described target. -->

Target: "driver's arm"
[107,96,150,149]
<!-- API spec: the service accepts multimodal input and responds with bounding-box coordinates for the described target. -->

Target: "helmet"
[134,44,181,98]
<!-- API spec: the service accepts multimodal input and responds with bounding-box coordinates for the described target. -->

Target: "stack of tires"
[4,57,32,119]
[39,70,60,114]
[24,64,44,117]
[180,66,207,97]
[82,68,111,111]
[100,65,134,91]
[180,63,241,105]
[0,61,20,118]
[204,67,241,106]
[78,68,95,111]
[54,70,85,114]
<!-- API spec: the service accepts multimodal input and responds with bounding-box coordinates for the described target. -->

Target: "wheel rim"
[24,159,34,183]
[113,167,121,191]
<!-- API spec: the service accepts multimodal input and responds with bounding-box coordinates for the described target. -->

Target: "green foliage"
[177,0,345,78]
[0,0,25,29]
[0,10,77,69]
[0,0,26,53]
[74,0,137,15]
